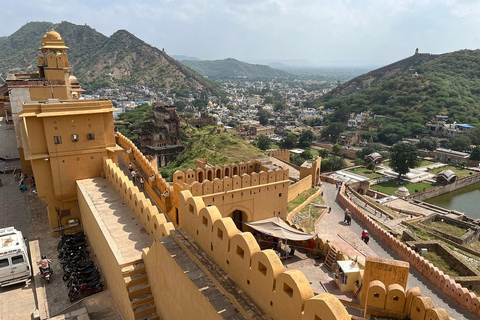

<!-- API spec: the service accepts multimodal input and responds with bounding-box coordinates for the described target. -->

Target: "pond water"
[425,182,480,219]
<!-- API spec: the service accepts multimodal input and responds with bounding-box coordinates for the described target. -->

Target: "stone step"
[134,306,157,320]
[125,275,149,289]
[122,266,146,279]
[131,294,154,310]
[129,285,151,299]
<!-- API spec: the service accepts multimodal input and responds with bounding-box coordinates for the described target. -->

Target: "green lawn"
[428,221,467,237]
[370,180,435,195]
[346,166,384,179]
[415,159,436,168]
[383,159,435,169]
[423,251,460,277]
[427,165,476,179]
[287,188,320,212]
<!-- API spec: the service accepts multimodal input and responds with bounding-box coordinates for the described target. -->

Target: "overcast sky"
[3,0,480,66]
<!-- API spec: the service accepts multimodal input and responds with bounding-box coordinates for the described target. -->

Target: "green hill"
[159,126,266,181]
[181,58,292,80]
[0,21,218,95]
[318,50,480,144]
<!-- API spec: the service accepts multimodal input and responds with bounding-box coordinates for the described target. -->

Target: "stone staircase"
[121,259,159,320]
[324,247,338,270]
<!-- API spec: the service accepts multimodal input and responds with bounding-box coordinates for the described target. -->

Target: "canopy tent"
[244,217,316,241]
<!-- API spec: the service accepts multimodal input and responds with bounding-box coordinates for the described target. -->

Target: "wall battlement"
[267,149,291,162]
[103,158,175,238]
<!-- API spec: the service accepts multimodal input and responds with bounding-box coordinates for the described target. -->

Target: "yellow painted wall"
[77,183,135,320]
[142,242,225,320]
[103,158,174,238]
[19,100,117,231]
[288,175,313,202]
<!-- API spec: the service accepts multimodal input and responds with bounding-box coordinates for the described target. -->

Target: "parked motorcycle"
[63,266,98,281]
[63,260,94,273]
[57,232,85,252]
[67,271,101,289]
[69,278,103,302]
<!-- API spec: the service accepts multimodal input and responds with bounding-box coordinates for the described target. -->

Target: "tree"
[298,130,314,148]
[258,108,270,126]
[174,100,187,111]
[458,161,467,169]
[417,137,438,151]
[390,143,419,179]
[318,149,330,158]
[470,145,480,161]
[321,156,347,172]
[301,148,313,160]
[291,155,306,166]
[257,135,271,151]
[281,133,298,149]
[447,135,472,152]
[366,161,376,173]
[360,142,384,158]
[321,122,345,143]
[332,143,341,155]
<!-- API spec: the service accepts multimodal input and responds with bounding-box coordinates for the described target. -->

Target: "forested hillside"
[318,50,480,144]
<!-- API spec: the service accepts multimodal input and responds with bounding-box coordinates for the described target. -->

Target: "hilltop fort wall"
[339,183,480,318]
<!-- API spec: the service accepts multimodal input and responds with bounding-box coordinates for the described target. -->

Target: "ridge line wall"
[115,132,173,213]
[339,184,480,318]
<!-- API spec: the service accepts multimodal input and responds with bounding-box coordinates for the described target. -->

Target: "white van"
[0,227,32,286]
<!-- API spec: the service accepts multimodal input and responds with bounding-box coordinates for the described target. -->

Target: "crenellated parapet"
[267,149,291,163]
[103,157,174,238]
[169,160,291,227]
[178,189,350,320]
[115,132,173,212]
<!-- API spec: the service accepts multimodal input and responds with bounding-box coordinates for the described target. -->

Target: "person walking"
[140,177,144,189]
[328,207,332,214]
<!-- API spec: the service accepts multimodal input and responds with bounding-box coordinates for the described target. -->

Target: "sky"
[2,0,480,67]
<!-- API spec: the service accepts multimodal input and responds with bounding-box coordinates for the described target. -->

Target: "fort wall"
[116,132,173,213]
[288,175,313,203]
[267,149,291,162]
[339,183,480,318]
[171,167,290,226]
[103,158,175,238]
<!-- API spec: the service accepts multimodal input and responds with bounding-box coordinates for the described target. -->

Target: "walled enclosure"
[339,183,479,318]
